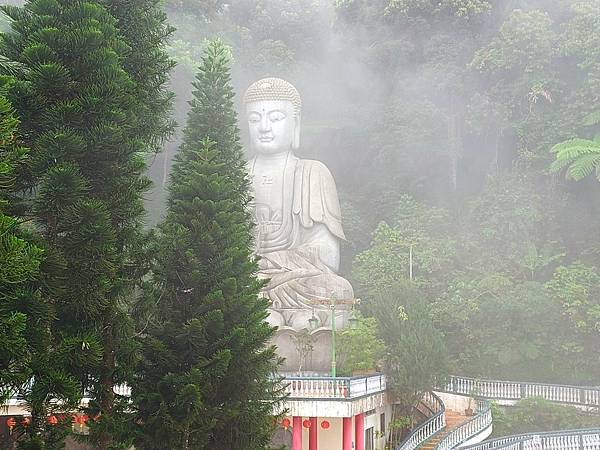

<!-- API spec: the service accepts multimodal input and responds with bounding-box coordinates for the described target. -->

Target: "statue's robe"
[248,155,354,309]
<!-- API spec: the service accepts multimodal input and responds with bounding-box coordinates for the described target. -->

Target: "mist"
[150,0,600,383]
[1,0,599,447]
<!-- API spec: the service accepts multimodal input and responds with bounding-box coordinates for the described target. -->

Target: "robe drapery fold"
[248,155,353,309]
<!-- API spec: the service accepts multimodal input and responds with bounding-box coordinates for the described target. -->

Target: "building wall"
[292,403,392,450]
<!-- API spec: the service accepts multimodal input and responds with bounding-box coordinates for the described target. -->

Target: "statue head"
[244,77,301,155]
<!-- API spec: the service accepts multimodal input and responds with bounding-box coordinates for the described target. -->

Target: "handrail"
[443,375,600,407]
[397,392,446,450]
[435,400,492,450]
[283,373,386,399]
[460,428,600,450]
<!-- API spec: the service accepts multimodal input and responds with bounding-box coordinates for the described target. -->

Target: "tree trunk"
[98,320,115,450]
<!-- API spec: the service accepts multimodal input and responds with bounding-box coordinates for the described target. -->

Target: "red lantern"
[73,415,88,430]
[47,415,58,426]
[303,419,312,428]
[21,417,31,427]
[6,417,16,431]
[281,418,291,430]
[321,420,330,429]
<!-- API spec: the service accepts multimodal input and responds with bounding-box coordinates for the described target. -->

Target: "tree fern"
[550,112,600,181]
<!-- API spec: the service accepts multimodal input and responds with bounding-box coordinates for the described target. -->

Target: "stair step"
[417,411,472,450]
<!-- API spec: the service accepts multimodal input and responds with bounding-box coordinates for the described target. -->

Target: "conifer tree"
[100,0,175,153]
[0,94,76,449]
[0,95,39,404]
[0,1,172,447]
[133,40,281,450]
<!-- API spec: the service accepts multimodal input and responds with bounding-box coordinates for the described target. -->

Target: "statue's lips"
[259,135,274,142]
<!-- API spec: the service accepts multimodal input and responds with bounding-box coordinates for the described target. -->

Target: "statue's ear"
[293,113,301,150]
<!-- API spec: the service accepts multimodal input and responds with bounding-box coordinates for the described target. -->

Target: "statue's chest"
[251,165,286,212]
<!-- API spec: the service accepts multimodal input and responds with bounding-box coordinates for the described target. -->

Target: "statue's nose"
[259,115,271,132]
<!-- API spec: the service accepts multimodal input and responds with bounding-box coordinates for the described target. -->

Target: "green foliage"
[0,93,77,448]
[492,398,600,437]
[547,262,600,334]
[370,282,447,409]
[133,41,281,450]
[0,95,39,404]
[353,195,457,292]
[550,136,600,181]
[472,10,555,73]
[0,0,173,447]
[385,0,491,18]
[101,0,175,153]
[336,313,385,376]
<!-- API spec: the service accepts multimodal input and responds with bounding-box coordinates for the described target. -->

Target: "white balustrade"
[283,374,386,400]
[462,430,600,450]
[446,376,600,407]
[397,392,446,450]
[436,400,492,450]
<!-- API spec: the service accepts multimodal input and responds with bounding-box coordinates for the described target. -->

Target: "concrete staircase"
[419,410,471,450]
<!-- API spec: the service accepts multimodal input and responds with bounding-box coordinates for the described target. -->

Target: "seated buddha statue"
[244,77,354,329]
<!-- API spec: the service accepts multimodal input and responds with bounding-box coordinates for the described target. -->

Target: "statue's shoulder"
[295,158,335,180]
[293,158,345,240]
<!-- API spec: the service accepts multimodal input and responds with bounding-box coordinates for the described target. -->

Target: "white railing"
[435,400,493,450]
[283,373,386,400]
[445,376,600,407]
[7,383,132,406]
[397,392,446,450]
[461,429,600,450]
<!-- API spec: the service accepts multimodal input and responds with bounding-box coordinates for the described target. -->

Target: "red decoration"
[21,417,31,427]
[6,417,16,430]
[73,415,88,425]
[321,420,330,429]
[72,415,88,430]
[281,418,291,430]
[303,419,312,428]
[47,415,58,426]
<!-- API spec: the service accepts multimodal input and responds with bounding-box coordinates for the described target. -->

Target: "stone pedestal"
[270,306,353,373]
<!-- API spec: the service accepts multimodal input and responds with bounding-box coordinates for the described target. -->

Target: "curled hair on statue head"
[244,77,302,118]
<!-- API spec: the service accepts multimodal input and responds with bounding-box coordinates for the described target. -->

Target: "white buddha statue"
[244,77,354,329]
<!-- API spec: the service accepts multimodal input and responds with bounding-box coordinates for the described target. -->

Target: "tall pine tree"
[0,92,76,449]
[133,40,281,450]
[0,95,40,405]
[100,0,175,153]
[0,1,172,447]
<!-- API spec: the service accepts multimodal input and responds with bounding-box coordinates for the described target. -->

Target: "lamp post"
[409,243,414,281]
[308,308,319,331]
[330,296,337,377]
[312,292,356,378]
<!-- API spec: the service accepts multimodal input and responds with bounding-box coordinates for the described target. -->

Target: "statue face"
[246,100,299,155]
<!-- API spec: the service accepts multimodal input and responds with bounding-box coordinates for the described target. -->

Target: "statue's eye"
[248,113,261,123]
[269,111,286,122]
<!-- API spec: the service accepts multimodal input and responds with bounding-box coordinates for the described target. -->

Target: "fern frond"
[583,110,600,127]
[551,138,600,156]
[549,156,572,173]
[566,153,600,181]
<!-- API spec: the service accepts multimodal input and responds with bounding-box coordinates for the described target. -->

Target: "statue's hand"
[264,268,323,289]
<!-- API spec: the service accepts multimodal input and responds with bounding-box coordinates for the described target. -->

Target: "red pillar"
[293,416,302,450]
[309,417,318,450]
[342,417,352,450]
[355,413,365,450]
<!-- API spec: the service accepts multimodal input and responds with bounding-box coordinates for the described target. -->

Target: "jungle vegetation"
[1,0,600,447]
